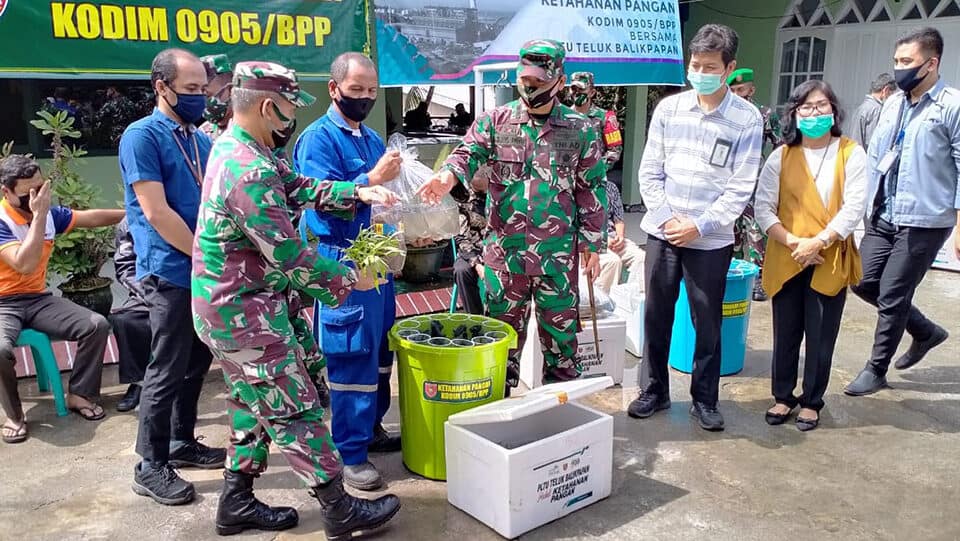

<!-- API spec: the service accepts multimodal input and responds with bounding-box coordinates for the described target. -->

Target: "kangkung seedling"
[341,227,404,293]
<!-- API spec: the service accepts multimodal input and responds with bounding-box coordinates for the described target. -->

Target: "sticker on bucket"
[423,378,493,403]
[722,300,749,318]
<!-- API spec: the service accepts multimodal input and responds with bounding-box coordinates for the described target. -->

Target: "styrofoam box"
[932,228,960,272]
[519,310,627,388]
[445,378,614,539]
[610,283,644,358]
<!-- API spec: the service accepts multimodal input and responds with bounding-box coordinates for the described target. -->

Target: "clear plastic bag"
[369,208,407,274]
[578,273,615,318]
[380,133,459,244]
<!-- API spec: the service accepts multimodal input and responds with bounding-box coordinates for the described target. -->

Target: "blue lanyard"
[893,100,913,148]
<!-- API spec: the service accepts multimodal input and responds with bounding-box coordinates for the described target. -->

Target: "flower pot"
[401,242,447,283]
[60,277,114,319]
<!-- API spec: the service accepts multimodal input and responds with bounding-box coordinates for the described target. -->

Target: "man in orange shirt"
[0,155,124,443]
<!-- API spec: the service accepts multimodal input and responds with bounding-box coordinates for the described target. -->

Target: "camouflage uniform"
[94,93,140,148]
[192,62,360,487]
[570,72,623,171]
[441,40,607,383]
[199,54,233,141]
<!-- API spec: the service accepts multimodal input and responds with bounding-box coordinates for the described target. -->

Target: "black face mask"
[519,78,561,110]
[895,58,931,93]
[14,193,30,210]
[271,119,297,149]
[336,88,375,123]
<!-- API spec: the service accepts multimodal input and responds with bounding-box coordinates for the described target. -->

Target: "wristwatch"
[816,231,832,248]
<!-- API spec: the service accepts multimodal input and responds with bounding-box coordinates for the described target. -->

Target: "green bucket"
[388,313,516,480]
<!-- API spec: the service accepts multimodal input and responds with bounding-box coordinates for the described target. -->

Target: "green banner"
[0,0,369,80]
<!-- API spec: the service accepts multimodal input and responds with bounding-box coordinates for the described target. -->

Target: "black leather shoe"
[169,438,227,470]
[215,470,299,536]
[895,326,949,370]
[627,392,671,419]
[796,416,820,432]
[311,473,401,541]
[368,424,401,453]
[844,368,889,396]
[765,403,795,426]
[752,283,768,302]
[690,401,725,431]
[116,384,141,413]
[132,462,195,506]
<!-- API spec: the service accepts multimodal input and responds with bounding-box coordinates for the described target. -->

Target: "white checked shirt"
[638,88,764,251]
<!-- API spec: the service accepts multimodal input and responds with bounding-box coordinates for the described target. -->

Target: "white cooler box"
[610,282,644,358]
[932,228,960,272]
[519,310,626,388]
[445,377,614,539]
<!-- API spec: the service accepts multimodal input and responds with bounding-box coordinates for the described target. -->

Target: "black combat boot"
[310,473,401,541]
[215,470,299,536]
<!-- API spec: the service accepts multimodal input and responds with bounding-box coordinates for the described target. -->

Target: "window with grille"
[777,37,827,105]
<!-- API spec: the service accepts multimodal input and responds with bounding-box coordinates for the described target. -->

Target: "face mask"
[894,58,931,93]
[519,78,560,110]
[335,87,375,123]
[204,88,231,126]
[687,70,724,96]
[796,114,835,139]
[11,193,29,210]
[573,93,589,107]
[163,88,207,124]
[267,103,296,149]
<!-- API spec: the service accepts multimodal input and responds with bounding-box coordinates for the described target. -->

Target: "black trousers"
[641,237,733,407]
[771,268,846,411]
[851,218,951,376]
[135,277,212,464]
[453,256,484,315]
[108,309,151,385]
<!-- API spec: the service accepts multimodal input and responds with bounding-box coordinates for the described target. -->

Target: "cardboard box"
[445,378,614,539]
[932,228,960,272]
[519,311,627,388]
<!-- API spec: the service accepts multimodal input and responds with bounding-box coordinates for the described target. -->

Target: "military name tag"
[709,138,732,167]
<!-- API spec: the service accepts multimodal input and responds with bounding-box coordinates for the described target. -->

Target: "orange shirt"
[0,199,75,297]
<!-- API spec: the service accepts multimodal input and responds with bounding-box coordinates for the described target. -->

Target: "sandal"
[2,420,28,444]
[765,403,795,426]
[69,403,106,421]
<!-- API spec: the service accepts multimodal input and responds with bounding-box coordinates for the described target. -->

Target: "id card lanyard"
[172,127,204,187]
[877,100,911,177]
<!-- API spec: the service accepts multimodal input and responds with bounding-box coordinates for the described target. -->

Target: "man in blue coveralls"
[292,52,403,491]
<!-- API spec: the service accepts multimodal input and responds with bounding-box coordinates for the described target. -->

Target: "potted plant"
[30,110,115,317]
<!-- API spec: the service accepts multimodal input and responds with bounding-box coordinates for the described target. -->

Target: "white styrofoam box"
[932,228,960,272]
[445,378,614,539]
[519,309,626,388]
[610,283,644,358]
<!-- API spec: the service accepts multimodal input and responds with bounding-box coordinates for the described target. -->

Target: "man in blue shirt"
[846,27,960,396]
[292,52,402,491]
[119,48,226,506]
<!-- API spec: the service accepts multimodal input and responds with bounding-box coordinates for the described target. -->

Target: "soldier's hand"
[581,250,600,281]
[369,150,402,186]
[357,185,399,207]
[417,169,457,205]
[29,181,52,216]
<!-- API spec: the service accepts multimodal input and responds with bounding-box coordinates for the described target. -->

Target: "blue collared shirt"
[638,88,764,250]
[119,108,211,289]
[292,106,386,254]
[867,79,960,228]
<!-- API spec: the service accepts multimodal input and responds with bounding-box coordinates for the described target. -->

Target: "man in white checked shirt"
[627,24,764,432]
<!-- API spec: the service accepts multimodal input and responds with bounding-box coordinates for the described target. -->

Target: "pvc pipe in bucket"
[399,319,422,329]
[428,337,453,347]
[485,331,508,342]
[451,339,474,347]
[398,329,420,339]
[407,333,431,344]
[472,336,495,346]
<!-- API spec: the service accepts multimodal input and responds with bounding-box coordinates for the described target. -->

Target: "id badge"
[877,148,899,175]
[709,138,732,167]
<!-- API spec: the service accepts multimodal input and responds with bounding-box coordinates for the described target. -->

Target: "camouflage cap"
[233,61,316,107]
[518,39,565,81]
[727,68,754,86]
[570,71,595,91]
[200,54,233,81]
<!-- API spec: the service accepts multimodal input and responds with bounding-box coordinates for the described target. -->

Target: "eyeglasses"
[797,101,832,116]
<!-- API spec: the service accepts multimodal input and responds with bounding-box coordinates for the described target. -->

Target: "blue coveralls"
[292,107,395,466]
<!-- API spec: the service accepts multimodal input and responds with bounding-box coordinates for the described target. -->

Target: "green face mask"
[797,114,834,138]
[573,93,589,107]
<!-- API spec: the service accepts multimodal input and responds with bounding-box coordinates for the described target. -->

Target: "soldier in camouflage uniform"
[452,175,488,315]
[192,61,401,539]
[419,40,607,388]
[199,54,234,140]
[728,68,782,301]
[569,71,623,170]
[94,86,140,148]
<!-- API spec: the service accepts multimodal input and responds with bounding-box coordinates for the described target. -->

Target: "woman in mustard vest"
[754,80,867,431]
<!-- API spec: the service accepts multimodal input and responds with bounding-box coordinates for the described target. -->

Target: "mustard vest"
[762,137,862,298]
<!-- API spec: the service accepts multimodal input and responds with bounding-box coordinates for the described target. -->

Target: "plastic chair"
[15,329,69,417]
